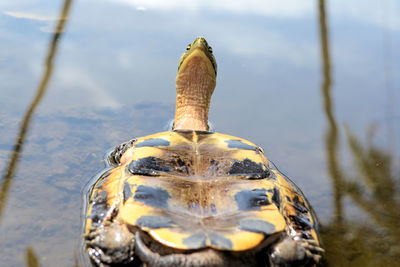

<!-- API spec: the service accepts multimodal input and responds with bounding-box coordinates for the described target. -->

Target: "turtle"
[84,37,324,267]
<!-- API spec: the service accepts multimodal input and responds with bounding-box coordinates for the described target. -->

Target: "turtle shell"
[85,130,318,253]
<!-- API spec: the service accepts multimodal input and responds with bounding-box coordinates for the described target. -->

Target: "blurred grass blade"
[25,247,40,267]
[0,0,73,222]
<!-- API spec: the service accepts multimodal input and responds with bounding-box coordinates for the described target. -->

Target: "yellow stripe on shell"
[102,166,126,207]
[135,131,192,147]
[135,131,172,141]
[256,205,287,232]
[223,231,264,251]
[85,205,94,234]
[119,198,156,227]
[223,205,287,251]
[199,132,269,167]
[149,228,193,249]
[129,147,165,161]
[200,133,258,147]
[231,150,267,165]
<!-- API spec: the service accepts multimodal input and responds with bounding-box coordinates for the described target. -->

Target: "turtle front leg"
[268,234,324,267]
[85,221,135,266]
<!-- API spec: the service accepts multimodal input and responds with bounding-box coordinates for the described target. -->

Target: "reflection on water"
[0,0,73,265]
[25,247,40,267]
[318,0,400,265]
[321,129,400,265]
[0,0,399,266]
[0,0,73,222]
[346,127,400,240]
[317,0,345,224]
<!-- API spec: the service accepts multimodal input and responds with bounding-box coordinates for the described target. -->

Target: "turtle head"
[177,37,217,77]
[174,37,217,131]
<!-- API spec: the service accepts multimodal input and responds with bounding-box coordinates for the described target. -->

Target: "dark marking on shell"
[234,188,270,211]
[123,182,133,203]
[173,130,194,141]
[196,131,214,142]
[189,201,200,212]
[225,139,257,151]
[293,196,308,213]
[210,203,217,214]
[271,187,281,210]
[128,157,170,176]
[210,159,217,165]
[290,214,312,230]
[302,232,313,240]
[195,131,213,135]
[183,233,207,248]
[170,157,189,174]
[136,215,174,228]
[135,138,170,148]
[228,159,270,179]
[134,185,170,209]
[207,159,221,174]
[88,191,108,227]
[239,219,276,235]
[209,233,233,249]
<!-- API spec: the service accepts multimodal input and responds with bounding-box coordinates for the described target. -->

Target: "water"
[1,0,399,266]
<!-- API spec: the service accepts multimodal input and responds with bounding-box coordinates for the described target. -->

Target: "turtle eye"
[186,44,191,50]
[208,46,213,53]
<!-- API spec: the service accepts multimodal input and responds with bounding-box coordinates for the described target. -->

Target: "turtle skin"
[84,130,323,266]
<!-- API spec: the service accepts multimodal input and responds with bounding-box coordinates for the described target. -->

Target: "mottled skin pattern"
[174,37,216,131]
[84,37,323,266]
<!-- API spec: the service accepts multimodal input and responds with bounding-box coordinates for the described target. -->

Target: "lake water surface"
[1,0,399,266]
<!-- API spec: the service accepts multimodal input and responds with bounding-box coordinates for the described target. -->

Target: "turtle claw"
[84,228,99,240]
[301,238,325,262]
[269,235,324,266]
[85,223,135,266]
